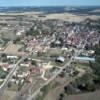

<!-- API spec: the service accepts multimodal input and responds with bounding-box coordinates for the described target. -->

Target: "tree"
[24,58,28,62]
[85,44,89,50]
[8,82,12,88]
[37,51,43,57]
[59,93,64,100]
[85,82,95,92]
[64,86,68,93]
[31,60,37,65]
[60,93,64,98]
[92,46,100,75]
[1,53,7,58]
[2,58,7,63]
[13,37,20,44]
[50,42,55,48]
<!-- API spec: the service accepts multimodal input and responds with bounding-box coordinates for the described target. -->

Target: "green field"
[0,67,8,79]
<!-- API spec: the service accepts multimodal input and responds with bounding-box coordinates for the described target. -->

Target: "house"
[88,50,95,55]
[61,47,68,51]
[30,67,40,74]
[17,72,29,78]
[16,29,25,36]
[2,64,10,71]
[56,56,65,63]
[26,47,33,52]
[55,40,61,45]
[7,55,18,59]
[74,56,95,63]
[20,61,31,67]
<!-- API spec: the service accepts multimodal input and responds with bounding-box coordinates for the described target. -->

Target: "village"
[0,16,100,100]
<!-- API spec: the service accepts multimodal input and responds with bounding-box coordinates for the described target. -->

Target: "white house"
[7,55,18,59]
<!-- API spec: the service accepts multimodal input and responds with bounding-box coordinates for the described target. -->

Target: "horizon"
[0,0,100,7]
[0,5,100,8]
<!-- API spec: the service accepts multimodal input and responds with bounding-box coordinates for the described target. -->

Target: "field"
[4,41,24,55]
[64,90,100,100]
[43,13,100,22]
[0,11,100,23]
[0,90,16,100]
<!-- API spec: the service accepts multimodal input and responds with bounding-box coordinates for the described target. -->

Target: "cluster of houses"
[0,19,99,94]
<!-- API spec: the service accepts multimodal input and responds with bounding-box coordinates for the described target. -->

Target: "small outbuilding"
[56,56,65,63]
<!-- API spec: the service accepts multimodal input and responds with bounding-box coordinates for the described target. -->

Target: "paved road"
[11,37,54,100]
[0,33,88,100]
[27,37,89,100]
[0,37,53,98]
[0,53,32,97]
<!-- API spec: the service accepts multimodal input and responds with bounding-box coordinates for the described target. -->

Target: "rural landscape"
[0,1,100,100]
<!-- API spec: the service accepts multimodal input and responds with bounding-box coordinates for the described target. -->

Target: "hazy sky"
[0,0,100,7]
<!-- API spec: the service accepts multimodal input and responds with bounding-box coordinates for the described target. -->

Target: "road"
[13,38,54,100]
[0,36,54,98]
[0,32,88,100]
[0,52,31,96]
[27,36,89,100]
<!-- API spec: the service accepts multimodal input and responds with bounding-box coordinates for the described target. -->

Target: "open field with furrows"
[43,13,100,22]
[64,90,100,100]
[3,41,24,55]
[0,11,43,16]
[0,90,16,100]
[0,11,100,22]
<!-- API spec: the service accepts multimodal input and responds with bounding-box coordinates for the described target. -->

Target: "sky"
[0,0,100,7]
